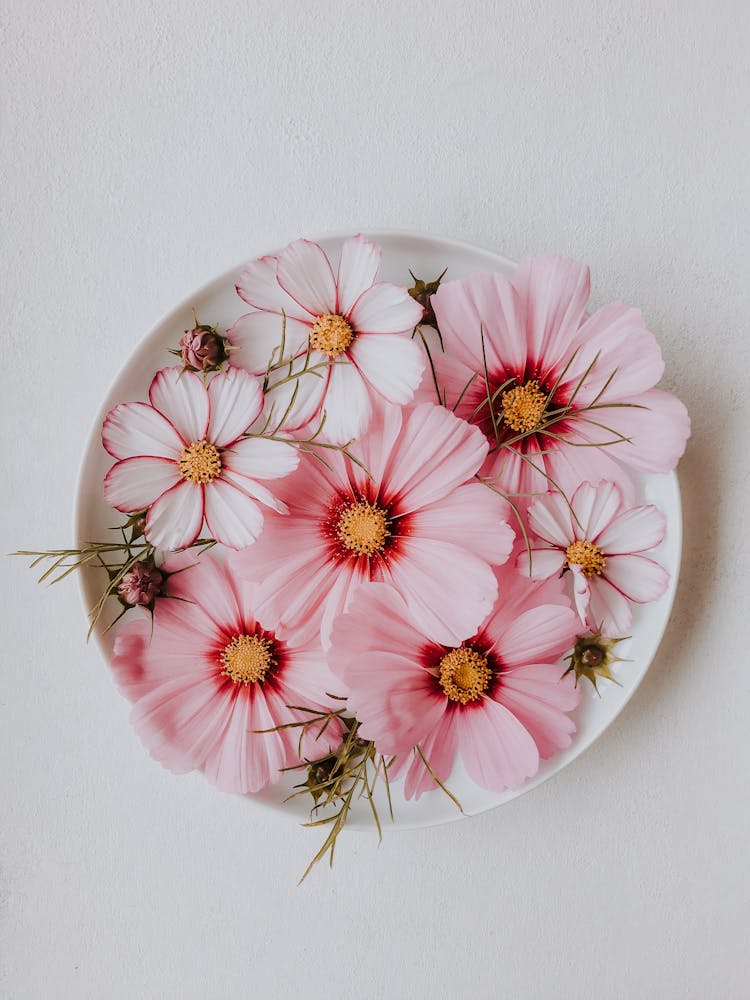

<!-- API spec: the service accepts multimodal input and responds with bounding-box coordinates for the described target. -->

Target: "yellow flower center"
[501,380,547,432]
[309,313,354,357]
[566,539,607,577]
[220,634,275,685]
[336,501,390,556]
[178,440,221,484]
[438,647,493,705]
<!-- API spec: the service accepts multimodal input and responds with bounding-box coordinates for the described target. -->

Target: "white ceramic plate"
[75,231,682,831]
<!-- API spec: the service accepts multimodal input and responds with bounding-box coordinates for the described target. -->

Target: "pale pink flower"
[102,366,299,551]
[328,566,581,799]
[228,235,425,444]
[111,550,343,795]
[428,256,690,501]
[234,401,515,648]
[524,480,669,636]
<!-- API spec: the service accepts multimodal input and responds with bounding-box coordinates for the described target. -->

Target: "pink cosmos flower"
[111,550,344,795]
[328,567,581,799]
[228,235,425,444]
[524,480,669,636]
[428,256,690,501]
[234,401,515,648]
[102,366,299,551]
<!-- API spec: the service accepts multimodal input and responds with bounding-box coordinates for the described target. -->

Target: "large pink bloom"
[235,401,515,648]
[428,256,690,501]
[328,567,581,799]
[228,235,425,444]
[111,550,343,795]
[524,480,669,636]
[102,366,299,551]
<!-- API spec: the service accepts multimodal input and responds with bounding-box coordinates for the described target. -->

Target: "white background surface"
[2,2,748,998]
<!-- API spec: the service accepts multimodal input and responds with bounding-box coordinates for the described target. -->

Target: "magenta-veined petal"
[604,554,669,604]
[145,480,204,550]
[206,367,264,447]
[527,492,575,547]
[149,367,209,444]
[103,456,181,513]
[102,401,183,460]
[202,477,264,549]
[512,255,590,371]
[320,360,371,445]
[522,547,567,580]
[410,483,515,565]
[276,239,337,317]
[219,469,289,515]
[596,504,666,554]
[235,254,313,321]
[349,332,425,404]
[569,564,592,626]
[458,697,540,792]
[544,432,638,508]
[222,434,299,481]
[263,352,330,433]
[226,311,310,374]
[348,281,423,335]
[587,576,632,636]
[572,480,622,539]
[337,234,382,317]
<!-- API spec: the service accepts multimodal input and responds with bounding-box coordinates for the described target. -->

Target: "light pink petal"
[222,434,299,481]
[103,456,181,513]
[522,547,567,580]
[458,698,540,792]
[571,480,623,539]
[206,366,264,447]
[497,669,580,758]
[604,554,669,604]
[596,504,666,554]
[348,282,423,334]
[226,311,310,374]
[397,709,458,800]
[235,254,313,321]
[349,332,425,404]
[494,603,579,667]
[389,537,498,646]
[343,398,403,491]
[544,435,638,508]
[569,564,592,627]
[432,271,527,375]
[164,551,245,636]
[111,617,158,701]
[587,576,632,636]
[383,403,488,512]
[599,388,690,473]
[320,360,371,445]
[203,477,264,549]
[412,348,479,409]
[149,367,209,444]
[319,558,369,650]
[512,255,590,370]
[336,234,382,317]
[410,483,515,565]
[263,353,330,433]
[276,239,337,316]
[202,693,254,793]
[527,492,575,547]
[102,401,183,460]
[145,480,204,550]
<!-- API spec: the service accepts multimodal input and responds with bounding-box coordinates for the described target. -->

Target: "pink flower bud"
[117,561,164,606]
[179,326,226,371]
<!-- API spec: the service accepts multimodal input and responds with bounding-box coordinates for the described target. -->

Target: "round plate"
[75,231,682,831]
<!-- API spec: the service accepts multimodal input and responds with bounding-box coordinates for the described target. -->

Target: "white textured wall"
[3,2,749,997]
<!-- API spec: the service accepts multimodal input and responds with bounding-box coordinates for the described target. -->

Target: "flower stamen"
[566,539,606,577]
[309,313,354,358]
[438,646,492,704]
[220,634,275,686]
[501,380,547,432]
[335,501,390,557]
[179,440,222,484]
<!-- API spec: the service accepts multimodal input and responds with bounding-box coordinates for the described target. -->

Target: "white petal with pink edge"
[276,239,337,317]
[349,332,425,404]
[222,435,299,481]
[527,491,575,547]
[596,503,666,554]
[587,576,633,636]
[102,401,183,460]
[145,480,204,550]
[263,352,330,433]
[605,554,669,603]
[348,282,423,334]
[320,361,371,444]
[226,311,310,374]
[202,477,264,549]
[336,235,382,317]
[235,254,313,321]
[572,480,622,539]
[512,255,590,370]
[522,547,567,579]
[207,367,264,447]
[103,456,181,513]
[220,469,289,515]
[569,564,592,626]
[149,367,209,444]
